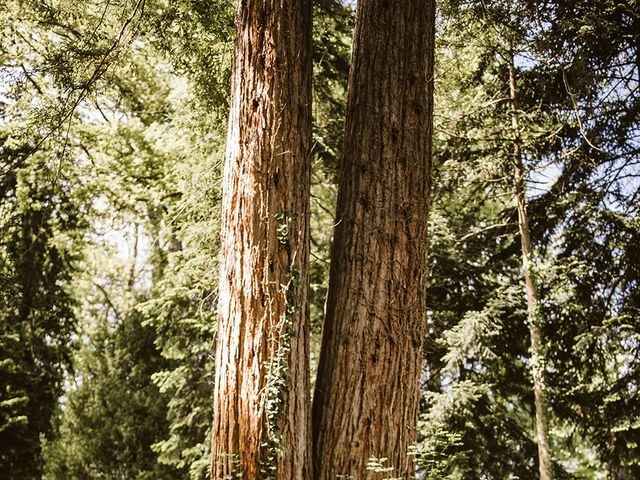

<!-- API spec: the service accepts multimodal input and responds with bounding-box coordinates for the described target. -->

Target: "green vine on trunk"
[261,212,301,479]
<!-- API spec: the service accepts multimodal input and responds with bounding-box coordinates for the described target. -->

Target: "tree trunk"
[609,433,620,480]
[610,457,620,480]
[211,1,312,479]
[311,1,435,478]
[509,54,553,480]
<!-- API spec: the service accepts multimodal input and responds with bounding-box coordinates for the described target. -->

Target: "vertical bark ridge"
[312,1,435,478]
[211,1,312,478]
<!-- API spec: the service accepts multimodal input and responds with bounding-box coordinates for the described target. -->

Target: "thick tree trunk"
[311,1,435,479]
[509,55,553,480]
[211,1,312,479]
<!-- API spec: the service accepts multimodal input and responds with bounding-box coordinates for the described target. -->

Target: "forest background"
[0,0,638,479]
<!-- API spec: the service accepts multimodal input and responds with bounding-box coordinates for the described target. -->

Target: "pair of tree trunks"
[508,55,553,480]
[211,0,434,479]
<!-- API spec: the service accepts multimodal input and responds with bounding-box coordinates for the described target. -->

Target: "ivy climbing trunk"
[211,1,312,479]
[509,54,553,480]
[311,0,435,478]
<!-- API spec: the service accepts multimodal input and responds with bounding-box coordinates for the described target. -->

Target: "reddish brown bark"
[311,1,435,478]
[211,1,312,479]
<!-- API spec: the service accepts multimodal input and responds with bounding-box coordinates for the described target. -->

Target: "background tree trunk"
[609,433,620,480]
[211,1,312,479]
[311,1,435,478]
[509,55,553,480]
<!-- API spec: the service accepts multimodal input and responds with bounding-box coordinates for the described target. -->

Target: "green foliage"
[312,0,353,174]
[1,0,638,478]
[42,308,176,480]
[365,457,401,480]
[139,153,221,479]
[144,0,234,113]
[0,146,84,478]
[410,423,466,479]
[423,1,640,478]
[1,0,228,477]
[308,0,352,383]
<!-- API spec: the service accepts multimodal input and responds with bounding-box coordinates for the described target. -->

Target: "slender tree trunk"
[634,15,640,80]
[610,457,620,480]
[609,433,620,480]
[509,54,553,480]
[312,1,435,478]
[128,223,138,290]
[211,1,312,478]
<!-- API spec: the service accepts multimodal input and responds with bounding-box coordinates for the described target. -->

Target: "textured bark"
[311,1,435,479]
[211,1,312,479]
[509,56,553,480]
